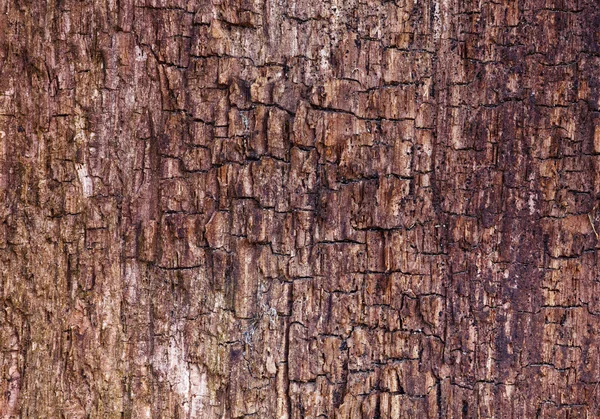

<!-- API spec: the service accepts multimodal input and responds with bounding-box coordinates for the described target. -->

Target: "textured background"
[1,0,600,417]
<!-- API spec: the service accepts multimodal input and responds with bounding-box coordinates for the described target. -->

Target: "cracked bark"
[1,0,600,418]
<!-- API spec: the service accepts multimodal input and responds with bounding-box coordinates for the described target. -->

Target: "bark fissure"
[1,0,600,417]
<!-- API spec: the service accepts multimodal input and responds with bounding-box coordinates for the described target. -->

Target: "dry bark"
[1,0,600,417]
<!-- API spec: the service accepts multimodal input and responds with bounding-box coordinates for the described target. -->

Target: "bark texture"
[1,0,600,417]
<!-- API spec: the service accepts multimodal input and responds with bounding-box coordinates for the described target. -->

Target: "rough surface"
[1,0,600,417]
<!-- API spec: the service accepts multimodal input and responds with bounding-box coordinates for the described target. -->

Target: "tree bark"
[1,0,600,417]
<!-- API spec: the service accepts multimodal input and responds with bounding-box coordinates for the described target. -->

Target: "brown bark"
[1,0,600,417]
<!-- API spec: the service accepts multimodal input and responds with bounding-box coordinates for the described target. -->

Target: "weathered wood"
[1,0,600,417]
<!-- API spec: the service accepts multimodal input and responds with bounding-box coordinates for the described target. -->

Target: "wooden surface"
[1,0,600,417]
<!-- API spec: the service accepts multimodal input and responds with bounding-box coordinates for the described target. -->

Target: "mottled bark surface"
[1,0,600,417]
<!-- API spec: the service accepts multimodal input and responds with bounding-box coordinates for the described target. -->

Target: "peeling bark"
[1,0,600,417]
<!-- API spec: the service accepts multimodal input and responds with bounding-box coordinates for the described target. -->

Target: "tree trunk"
[1,0,599,417]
